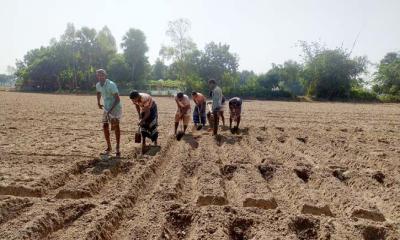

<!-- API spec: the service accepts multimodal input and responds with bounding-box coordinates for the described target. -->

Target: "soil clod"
[229,218,254,240]
[296,137,307,143]
[289,216,320,240]
[163,207,193,240]
[362,225,387,240]
[294,167,311,183]
[372,171,385,184]
[256,136,264,142]
[332,169,349,182]
[351,208,386,222]
[258,164,275,181]
[301,204,334,217]
[220,165,237,180]
[277,135,286,143]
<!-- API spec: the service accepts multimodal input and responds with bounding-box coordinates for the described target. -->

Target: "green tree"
[96,26,117,68]
[299,41,367,99]
[199,42,239,82]
[107,54,130,87]
[239,70,256,85]
[258,67,280,90]
[160,18,198,88]
[151,58,167,80]
[278,60,304,96]
[373,52,400,95]
[121,28,149,88]
[75,27,98,89]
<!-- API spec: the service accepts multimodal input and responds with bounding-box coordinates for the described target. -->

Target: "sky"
[1,0,400,75]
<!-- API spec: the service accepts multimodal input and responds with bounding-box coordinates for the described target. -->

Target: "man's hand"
[98,103,103,109]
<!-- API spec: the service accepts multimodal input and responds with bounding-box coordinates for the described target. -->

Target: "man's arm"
[97,92,103,109]
[135,104,141,118]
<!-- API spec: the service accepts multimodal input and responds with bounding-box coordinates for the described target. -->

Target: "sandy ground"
[0,91,399,240]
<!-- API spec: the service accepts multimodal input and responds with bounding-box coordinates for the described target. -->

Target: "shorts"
[175,111,191,125]
[102,109,122,123]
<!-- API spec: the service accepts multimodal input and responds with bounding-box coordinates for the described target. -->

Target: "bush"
[349,88,378,101]
[378,94,400,102]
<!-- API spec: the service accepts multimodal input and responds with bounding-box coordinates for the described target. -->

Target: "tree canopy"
[11,21,400,101]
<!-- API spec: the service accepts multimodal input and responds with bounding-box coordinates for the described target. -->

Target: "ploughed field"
[0,91,399,240]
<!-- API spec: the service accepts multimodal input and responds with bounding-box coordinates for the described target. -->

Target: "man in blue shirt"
[96,69,122,157]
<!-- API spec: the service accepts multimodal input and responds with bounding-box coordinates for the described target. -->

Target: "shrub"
[378,94,400,102]
[349,88,378,101]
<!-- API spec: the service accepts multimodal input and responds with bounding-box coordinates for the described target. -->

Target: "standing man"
[174,92,191,137]
[96,69,122,157]
[129,91,158,154]
[208,79,223,136]
[229,97,242,133]
[191,91,206,129]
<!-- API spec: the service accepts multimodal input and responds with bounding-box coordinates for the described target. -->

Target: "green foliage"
[373,52,400,95]
[378,94,400,102]
[349,88,377,101]
[199,42,239,83]
[14,21,400,103]
[258,68,280,90]
[185,74,206,94]
[151,58,167,80]
[107,54,130,88]
[278,61,304,95]
[121,28,149,89]
[15,23,150,92]
[299,41,368,99]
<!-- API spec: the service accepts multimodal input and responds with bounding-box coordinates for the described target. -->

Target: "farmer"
[129,91,158,154]
[174,92,191,136]
[96,69,122,157]
[229,97,243,133]
[208,79,223,136]
[191,91,206,129]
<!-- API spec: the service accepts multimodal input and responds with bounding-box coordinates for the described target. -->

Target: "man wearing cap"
[96,69,122,157]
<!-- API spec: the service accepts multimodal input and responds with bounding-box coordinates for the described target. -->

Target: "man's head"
[191,91,197,97]
[208,79,216,89]
[129,90,140,102]
[177,92,184,99]
[96,69,107,83]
